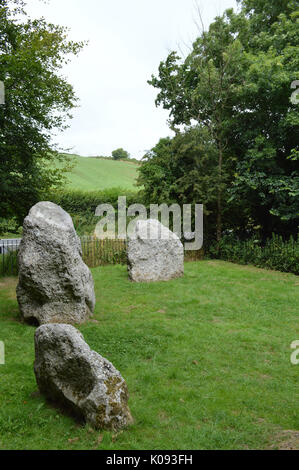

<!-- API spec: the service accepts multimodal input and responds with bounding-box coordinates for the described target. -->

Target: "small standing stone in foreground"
[17,201,95,325]
[34,324,133,431]
[127,219,184,282]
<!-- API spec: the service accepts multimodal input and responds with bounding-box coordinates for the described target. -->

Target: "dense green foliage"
[229,0,299,235]
[1,262,298,450]
[49,188,140,217]
[0,0,84,222]
[48,188,141,235]
[0,216,21,236]
[137,127,244,240]
[144,0,299,241]
[207,233,299,275]
[112,148,130,160]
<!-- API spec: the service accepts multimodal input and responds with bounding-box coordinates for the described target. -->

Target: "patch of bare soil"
[270,430,299,450]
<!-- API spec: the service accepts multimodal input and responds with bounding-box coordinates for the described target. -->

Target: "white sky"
[26,0,238,159]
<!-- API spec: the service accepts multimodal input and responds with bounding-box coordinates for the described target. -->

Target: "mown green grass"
[62,154,139,191]
[0,261,298,450]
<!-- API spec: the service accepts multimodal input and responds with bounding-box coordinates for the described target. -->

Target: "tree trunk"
[217,140,223,245]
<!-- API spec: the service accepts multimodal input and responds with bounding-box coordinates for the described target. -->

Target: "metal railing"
[0,239,20,277]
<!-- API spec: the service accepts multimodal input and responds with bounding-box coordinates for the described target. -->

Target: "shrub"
[47,188,143,235]
[0,217,21,236]
[48,188,141,217]
[206,233,299,275]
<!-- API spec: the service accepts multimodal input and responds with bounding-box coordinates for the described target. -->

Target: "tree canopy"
[0,0,85,221]
[143,0,299,240]
[112,148,130,160]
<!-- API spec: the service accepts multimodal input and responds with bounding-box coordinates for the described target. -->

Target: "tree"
[149,13,245,242]
[138,128,218,206]
[228,0,299,237]
[148,0,299,240]
[0,0,85,222]
[112,148,130,160]
[137,126,245,240]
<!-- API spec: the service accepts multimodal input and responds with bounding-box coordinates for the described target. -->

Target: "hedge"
[48,188,141,217]
[206,233,299,275]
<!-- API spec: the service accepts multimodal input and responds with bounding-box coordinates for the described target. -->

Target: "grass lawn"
[0,261,298,450]
[61,155,139,191]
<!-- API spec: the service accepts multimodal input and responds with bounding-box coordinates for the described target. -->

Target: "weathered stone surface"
[34,324,133,431]
[127,219,184,282]
[17,201,95,325]
[183,231,196,242]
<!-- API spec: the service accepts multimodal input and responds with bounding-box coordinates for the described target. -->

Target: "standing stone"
[17,201,95,325]
[127,219,184,282]
[34,324,133,431]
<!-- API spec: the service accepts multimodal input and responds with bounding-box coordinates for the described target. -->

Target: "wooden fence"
[0,236,204,276]
[81,236,204,266]
[81,237,127,267]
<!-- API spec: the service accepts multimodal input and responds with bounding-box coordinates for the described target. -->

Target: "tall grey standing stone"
[127,219,184,282]
[34,324,133,431]
[17,201,95,325]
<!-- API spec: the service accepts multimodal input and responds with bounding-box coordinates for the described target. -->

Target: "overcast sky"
[26,0,238,159]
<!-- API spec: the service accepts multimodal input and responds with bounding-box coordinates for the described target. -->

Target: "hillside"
[62,155,140,191]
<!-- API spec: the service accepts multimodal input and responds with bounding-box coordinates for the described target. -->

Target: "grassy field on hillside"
[0,261,298,450]
[61,155,139,191]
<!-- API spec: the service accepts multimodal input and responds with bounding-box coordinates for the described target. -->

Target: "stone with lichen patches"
[17,201,95,325]
[34,324,133,431]
[127,219,184,282]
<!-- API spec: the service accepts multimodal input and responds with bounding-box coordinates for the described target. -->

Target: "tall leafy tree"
[228,0,299,237]
[138,127,218,207]
[147,0,299,239]
[0,0,85,221]
[149,14,245,242]
[138,126,245,240]
[112,148,130,160]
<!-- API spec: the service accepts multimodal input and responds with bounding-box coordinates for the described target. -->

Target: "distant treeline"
[61,153,141,164]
